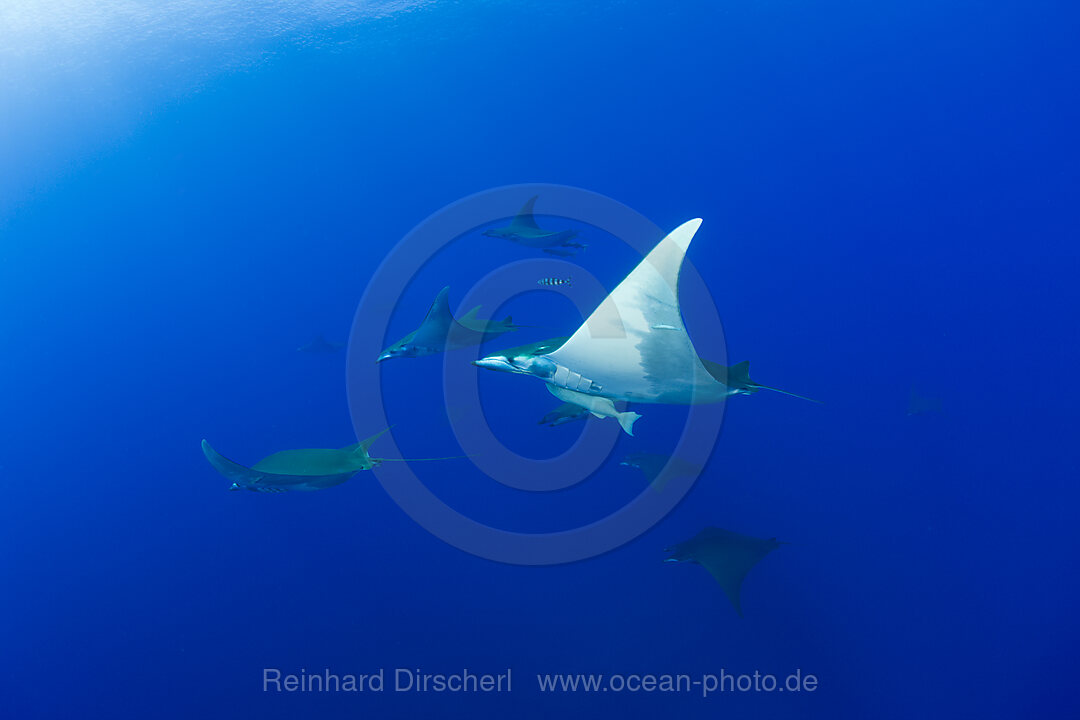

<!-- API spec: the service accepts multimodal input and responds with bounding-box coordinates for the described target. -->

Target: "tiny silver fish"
[537,276,572,287]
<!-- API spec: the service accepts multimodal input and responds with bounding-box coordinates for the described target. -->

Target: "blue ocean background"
[2,1,1078,718]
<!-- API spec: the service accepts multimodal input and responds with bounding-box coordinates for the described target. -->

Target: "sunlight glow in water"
[0,0,430,87]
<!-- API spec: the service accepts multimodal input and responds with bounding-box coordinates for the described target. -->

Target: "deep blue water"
[2,1,1079,718]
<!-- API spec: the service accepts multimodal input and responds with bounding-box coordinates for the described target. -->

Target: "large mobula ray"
[474,220,720,434]
[202,429,461,493]
[378,286,521,362]
[474,219,818,433]
[665,527,786,616]
[485,338,816,433]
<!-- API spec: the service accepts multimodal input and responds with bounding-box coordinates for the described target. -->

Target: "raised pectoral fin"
[202,440,254,483]
[510,195,541,229]
[357,426,392,453]
[411,287,456,348]
[545,219,719,403]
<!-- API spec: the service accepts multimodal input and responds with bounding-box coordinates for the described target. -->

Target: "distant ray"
[619,452,701,493]
[907,385,943,416]
[297,334,346,353]
[483,195,587,253]
[665,527,785,616]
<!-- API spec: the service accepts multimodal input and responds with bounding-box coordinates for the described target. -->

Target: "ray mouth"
[472,356,517,373]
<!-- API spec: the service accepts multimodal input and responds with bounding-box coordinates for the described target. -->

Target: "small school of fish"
[204,194,837,614]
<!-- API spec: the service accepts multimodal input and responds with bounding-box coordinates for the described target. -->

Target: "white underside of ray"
[544,219,728,405]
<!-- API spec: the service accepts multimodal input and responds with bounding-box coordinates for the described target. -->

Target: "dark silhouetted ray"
[297,334,345,353]
[620,452,702,492]
[664,527,785,616]
[483,195,587,254]
[907,386,943,416]
[378,286,521,362]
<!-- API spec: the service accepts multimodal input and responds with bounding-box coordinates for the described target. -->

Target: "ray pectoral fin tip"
[671,217,704,250]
